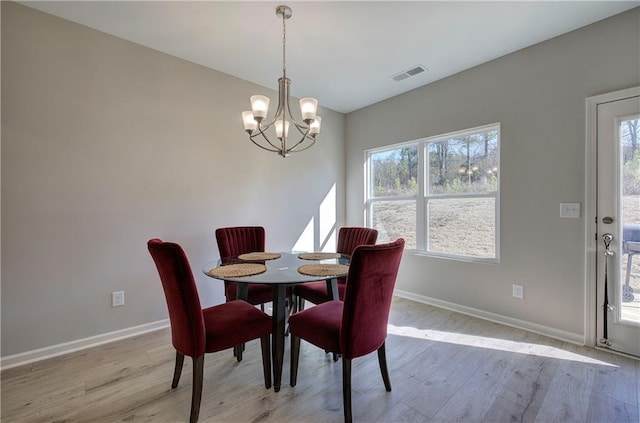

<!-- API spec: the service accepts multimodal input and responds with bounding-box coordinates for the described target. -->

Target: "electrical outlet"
[512,284,524,299]
[112,291,125,307]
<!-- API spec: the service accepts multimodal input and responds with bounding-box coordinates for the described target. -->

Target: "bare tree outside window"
[370,146,418,249]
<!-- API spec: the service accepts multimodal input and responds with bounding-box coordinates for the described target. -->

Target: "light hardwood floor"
[2,297,639,423]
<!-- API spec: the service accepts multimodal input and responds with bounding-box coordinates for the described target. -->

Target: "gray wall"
[346,8,639,338]
[1,2,345,357]
[3,2,639,359]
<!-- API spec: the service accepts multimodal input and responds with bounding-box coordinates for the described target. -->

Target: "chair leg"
[377,342,392,391]
[190,355,204,423]
[233,343,246,362]
[342,357,353,423]
[285,296,295,337]
[290,335,301,387]
[172,351,185,389]
[260,335,272,389]
[297,296,306,312]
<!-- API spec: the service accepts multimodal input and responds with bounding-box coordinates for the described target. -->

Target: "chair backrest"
[337,227,378,256]
[147,239,206,358]
[215,226,266,258]
[340,238,404,359]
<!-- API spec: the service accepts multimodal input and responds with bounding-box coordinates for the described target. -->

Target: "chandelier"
[242,5,321,158]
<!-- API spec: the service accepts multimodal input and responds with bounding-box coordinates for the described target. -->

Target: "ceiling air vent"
[391,65,427,82]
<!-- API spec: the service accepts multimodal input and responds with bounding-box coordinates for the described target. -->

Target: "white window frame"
[365,123,500,263]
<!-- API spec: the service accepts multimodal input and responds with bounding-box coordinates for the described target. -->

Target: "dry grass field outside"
[373,197,495,258]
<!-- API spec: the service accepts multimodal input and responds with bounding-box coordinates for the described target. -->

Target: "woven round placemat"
[208,263,267,278]
[238,252,281,261]
[298,264,349,277]
[298,252,341,260]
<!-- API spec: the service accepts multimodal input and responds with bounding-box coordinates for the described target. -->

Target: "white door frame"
[585,86,640,348]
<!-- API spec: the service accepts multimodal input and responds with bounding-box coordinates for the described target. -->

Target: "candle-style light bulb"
[275,120,290,138]
[299,98,318,122]
[242,111,257,133]
[250,95,270,120]
[309,116,321,135]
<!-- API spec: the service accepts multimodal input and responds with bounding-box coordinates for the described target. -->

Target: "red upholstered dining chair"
[289,238,405,423]
[147,239,272,423]
[215,226,273,307]
[295,227,378,310]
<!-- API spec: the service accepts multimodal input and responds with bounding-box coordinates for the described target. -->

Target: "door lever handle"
[603,233,614,255]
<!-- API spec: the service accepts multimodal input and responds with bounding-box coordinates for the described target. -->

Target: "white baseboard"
[1,319,170,370]
[2,293,585,370]
[394,290,584,345]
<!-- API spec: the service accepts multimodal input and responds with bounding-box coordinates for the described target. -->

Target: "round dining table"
[203,252,349,392]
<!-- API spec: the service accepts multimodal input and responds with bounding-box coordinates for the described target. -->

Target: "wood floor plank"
[432,349,522,422]
[533,358,597,423]
[392,342,494,418]
[492,353,559,420]
[482,395,534,423]
[587,392,639,423]
[589,348,638,407]
[2,297,638,423]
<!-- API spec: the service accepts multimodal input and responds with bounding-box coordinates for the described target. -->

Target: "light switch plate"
[560,203,580,218]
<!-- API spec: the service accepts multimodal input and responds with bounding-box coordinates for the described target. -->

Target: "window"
[366,123,500,262]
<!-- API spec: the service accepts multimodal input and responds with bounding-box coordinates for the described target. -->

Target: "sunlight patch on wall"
[293,217,314,252]
[319,183,337,252]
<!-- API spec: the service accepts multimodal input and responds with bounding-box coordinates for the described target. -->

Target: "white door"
[594,89,640,357]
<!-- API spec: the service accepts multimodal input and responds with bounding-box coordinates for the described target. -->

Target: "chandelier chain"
[282,10,287,78]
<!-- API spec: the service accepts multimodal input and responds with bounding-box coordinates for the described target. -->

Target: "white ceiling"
[20,1,638,113]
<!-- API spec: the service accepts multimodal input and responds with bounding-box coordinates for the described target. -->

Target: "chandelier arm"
[289,122,310,140]
[286,108,307,132]
[290,120,310,136]
[251,127,283,152]
[249,137,280,153]
[277,77,288,121]
[259,77,289,130]
[277,76,289,153]
[286,131,315,152]
[288,136,317,153]
[258,117,276,132]
[259,105,284,131]
[284,81,308,131]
